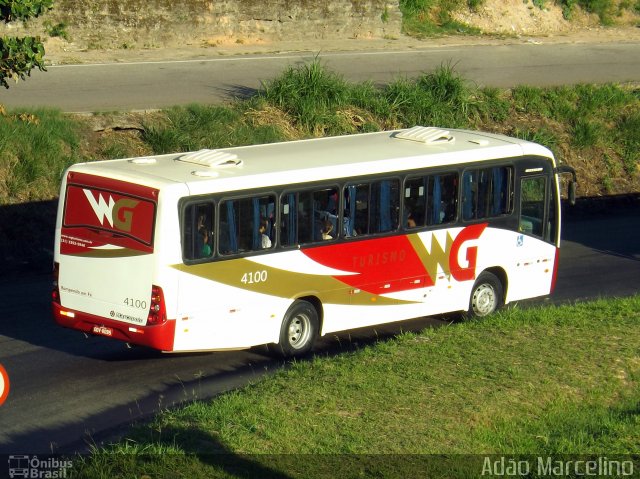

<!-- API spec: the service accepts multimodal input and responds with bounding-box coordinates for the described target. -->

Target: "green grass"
[0,108,82,203]
[142,103,284,154]
[257,60,512,133]
[506,82,639,172]
[617,111,640,175]
[400,0,483,37]
[67,296,640,478]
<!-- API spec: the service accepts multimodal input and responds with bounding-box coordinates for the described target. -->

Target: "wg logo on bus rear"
[83,189,140,233]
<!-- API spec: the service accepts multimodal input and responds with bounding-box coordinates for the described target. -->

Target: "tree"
[0,0,53,89]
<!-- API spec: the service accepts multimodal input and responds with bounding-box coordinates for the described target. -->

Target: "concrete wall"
[3,0,401,49]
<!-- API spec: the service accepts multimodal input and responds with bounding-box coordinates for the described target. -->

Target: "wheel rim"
[471,283,497,316]
[288,313,311,349]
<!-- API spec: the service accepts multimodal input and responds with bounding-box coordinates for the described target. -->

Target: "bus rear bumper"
[52,303,176,351]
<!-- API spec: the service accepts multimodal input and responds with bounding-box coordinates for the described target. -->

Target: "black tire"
[276,300,319,357]
[464,271,503,319]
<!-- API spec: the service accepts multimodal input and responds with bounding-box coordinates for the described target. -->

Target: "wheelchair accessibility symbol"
[0,363,10,407]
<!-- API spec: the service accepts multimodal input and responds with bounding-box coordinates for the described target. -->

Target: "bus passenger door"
[510,173,558,300]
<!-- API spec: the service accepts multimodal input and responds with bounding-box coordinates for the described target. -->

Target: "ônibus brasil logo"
[0,363,10,407]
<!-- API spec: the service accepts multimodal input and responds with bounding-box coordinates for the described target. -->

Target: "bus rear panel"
[53,171,175,351]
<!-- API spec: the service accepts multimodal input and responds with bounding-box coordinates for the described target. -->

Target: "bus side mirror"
[555,165,577,206]
[568,181,576,206]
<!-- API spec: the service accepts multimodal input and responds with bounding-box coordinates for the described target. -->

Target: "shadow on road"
[561,193,640,260]
[0,199,57,275]
[217,84,259,101]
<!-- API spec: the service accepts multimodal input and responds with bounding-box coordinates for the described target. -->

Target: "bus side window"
[281,193,296,247]
[344,183,368,236]
[463,166,512,221]
[405,173,457,228]
[297,190,315,244]
[345,179,399,237]
[282,187,339,245]
[427,173,458,225]
[371,179,399,234]
[404,177,427,229]
[281,191,313,245]
[220,195,276,255]
[183,202,214,261]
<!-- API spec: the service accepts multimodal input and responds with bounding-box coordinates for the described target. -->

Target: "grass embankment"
[1,62,639,206]
[68,296,640,478]
[399,0,640,37]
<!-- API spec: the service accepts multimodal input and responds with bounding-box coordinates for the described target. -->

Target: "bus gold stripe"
[172,259,418,306]
[64,248,150,258]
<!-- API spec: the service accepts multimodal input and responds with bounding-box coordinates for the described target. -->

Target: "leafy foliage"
[0,0,53,22]
[0,0,53,89]
[0,36,46,88]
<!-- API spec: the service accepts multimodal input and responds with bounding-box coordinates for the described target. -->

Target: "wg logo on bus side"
[83,189,140,233]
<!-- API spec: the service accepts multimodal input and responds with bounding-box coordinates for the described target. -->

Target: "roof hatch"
[394,126,454,145]
[177,149,242,168]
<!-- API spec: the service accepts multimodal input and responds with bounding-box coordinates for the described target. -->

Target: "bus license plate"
[93,325,113,337]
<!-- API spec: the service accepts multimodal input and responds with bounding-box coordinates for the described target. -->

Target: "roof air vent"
[394,126,454,145]
[178,149,242,168]
[129,157,157,165]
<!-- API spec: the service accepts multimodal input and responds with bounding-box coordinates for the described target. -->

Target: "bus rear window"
[63,184,156,246]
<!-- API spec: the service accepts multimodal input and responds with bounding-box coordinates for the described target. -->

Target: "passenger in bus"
[195,210,211,256]
[321,220,334,240]
[326,189,339,215]
[199,227,212,257]
[406,212,417,228]
[259,219,272,248]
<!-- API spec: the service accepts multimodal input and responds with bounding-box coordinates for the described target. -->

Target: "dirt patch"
[452,0,640,37]
[454,0,596,36]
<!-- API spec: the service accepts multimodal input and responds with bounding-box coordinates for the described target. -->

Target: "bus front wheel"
[277,300,318,357]
[465,271,503,319]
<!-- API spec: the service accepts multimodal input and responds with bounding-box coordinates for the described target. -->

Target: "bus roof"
[67,127,554,195]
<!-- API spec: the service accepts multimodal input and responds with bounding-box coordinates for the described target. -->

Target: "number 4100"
[241,270,268,284]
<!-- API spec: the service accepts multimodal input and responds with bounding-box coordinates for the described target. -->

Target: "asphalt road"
[0,42,639,112]
[0,203,639,455]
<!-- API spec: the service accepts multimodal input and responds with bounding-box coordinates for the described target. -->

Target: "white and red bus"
[53,126,576,356]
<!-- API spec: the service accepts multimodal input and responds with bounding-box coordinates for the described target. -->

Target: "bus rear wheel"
[465,271,503,319]
[277,300,318,357]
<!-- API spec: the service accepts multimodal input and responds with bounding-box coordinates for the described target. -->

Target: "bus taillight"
[147,285,167,326]
[52,262,61,304]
